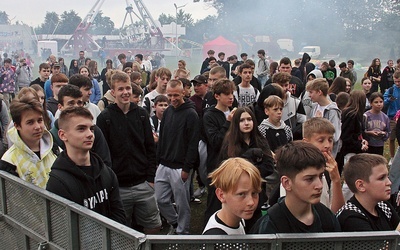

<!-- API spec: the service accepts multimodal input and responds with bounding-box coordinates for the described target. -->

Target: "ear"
[215,188,226,204]
[264,108,269,116]
[57,103,63,111]
[303,138,309,142]
[50,84,54,91]
[14,123,21,131]
[111,89,116,98]
[281,176,292,192]
[58,129,67,142]
[355,179,366,193]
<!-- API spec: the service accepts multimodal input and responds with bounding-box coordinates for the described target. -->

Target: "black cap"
[191,75,207,85]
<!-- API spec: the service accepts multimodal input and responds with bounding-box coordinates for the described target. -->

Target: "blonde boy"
[203,158,263,235]
[258,95,292,152]
[303,118,345,213]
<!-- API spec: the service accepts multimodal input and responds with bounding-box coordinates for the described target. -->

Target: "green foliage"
[158,9,194,27]
[0,11,9,25]
[35,12,59,34]
[91,11,115,35]
[57,10,82,34]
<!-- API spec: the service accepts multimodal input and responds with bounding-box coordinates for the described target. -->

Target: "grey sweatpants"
[154,164,191,234]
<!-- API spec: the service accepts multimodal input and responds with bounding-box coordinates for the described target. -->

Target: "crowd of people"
[0,48,399,236]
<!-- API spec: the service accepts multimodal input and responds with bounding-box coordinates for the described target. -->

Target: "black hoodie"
[157,100,199,173]
[46,151,126,224]
[97,103,156,187]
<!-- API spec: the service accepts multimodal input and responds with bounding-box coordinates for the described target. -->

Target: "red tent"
[202,36,238,59]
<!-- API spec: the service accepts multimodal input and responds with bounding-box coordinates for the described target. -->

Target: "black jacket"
[157,100,199,173]
[46,151,126,224]
[203,106,231,173]
[97,103,156,186]
[50,119,112,168]
[46,97,59,116]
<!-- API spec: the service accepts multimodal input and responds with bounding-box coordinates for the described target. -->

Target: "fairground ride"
[60,0,166,55]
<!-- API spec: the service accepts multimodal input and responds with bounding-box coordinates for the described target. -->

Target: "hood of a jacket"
[307,69,323,79]
[51,151,105,181]
[8,126,53,158]
[260,119,287,130]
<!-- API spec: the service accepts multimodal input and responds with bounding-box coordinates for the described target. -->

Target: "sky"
[3,0,217,27]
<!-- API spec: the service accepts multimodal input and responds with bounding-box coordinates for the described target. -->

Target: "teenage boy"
[201,50,215,74]
[46,107,126,224]
[203,66,228,109]
[303,117,345,213]
[257,49,270,88]
[50,84,111,168]
[306,78,341,157]
[150,95,169,144]
[217,52,230,78]
[57,74,101,123]
[234,63,260,107]
[97,71,161,234]
[46,73,68,115]
[203,79,237,224]
[203,157,263,235]
[0,58,15,108]
[130,83,143,105]
[0,97,57,188]
[252,141,341,233]
[383,71,400,164]
[258,95,292,152]
[142,67,171,116]
[233,60,262,91]
[339,62,354,85]
[190,75,208,117]
[180,78,192,99]
[271,72,306,138]
[347,60,357,87]
[265,57,304,97]
[155,79,199,235]
[43,63,61,99]
[337,154,400,231]
[30,62,50,89]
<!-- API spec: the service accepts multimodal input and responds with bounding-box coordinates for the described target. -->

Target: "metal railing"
[0,170,399,250]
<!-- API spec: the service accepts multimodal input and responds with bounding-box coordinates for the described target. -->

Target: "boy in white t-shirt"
[234,64,259,107]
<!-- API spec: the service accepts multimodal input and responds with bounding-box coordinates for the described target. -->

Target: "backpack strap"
[101,97,109,109]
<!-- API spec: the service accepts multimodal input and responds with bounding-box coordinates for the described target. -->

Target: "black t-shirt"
[337,196,400,231]
[253,198,341,233]
[77,164,99,179]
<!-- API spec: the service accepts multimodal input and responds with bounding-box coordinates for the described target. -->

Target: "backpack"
[100,96,109,109]
[382,87,393,114]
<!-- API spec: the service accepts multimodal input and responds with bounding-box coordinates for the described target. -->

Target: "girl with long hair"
[219,107,274,232]
[360,77,373,110]
[88,60,100,82]
[79,65,101,104]
[68,59,79,77]
[338,90,368,173]
[367,58,382,93]
[100,59,114,95]
[328,76,347,102]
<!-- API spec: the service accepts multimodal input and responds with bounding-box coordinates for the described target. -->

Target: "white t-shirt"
[233,85,259,107]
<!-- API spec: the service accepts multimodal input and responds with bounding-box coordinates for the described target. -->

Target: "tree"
[158,10,194,27]
[158,13,174,25]
[0,11,10,25]
[57,10,82,34]
[91,11,115,35]
[36,12,59,34]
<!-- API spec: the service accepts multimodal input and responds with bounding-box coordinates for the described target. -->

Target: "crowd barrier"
[0,171,399,250]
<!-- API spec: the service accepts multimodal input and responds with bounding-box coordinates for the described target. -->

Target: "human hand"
[323,151,340,183]
[181,170,189,182]
[227,107,237,122]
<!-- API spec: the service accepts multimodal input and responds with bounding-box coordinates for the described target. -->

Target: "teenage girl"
[363,92,390,155]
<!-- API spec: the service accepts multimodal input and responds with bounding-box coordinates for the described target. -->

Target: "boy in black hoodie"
[46,107,126,224]
[96,71,161,234]
[155,79,199,235]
